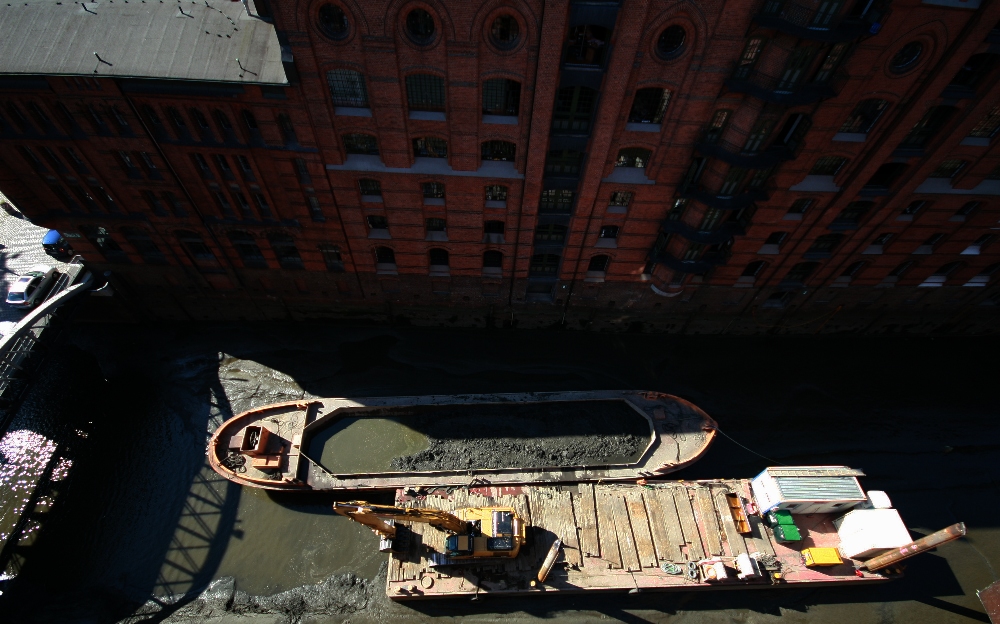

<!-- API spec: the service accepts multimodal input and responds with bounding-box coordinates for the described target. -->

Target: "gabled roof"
[0,0,286,84]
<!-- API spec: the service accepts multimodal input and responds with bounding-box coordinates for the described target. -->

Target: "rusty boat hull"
[206,391,717,492]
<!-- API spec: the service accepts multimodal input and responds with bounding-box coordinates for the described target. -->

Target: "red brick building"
[0,0,998,332]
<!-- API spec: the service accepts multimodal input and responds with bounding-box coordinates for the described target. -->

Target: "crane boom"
[333,501,469,537]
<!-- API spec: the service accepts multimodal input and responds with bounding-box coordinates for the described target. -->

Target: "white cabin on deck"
[751,466,867,515]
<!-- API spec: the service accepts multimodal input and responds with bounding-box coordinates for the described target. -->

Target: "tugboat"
[206,391,717,491]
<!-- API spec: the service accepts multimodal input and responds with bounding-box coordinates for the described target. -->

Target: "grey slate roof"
[0,0,286,84]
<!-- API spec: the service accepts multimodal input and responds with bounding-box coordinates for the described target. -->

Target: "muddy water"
[0,325,997,624]
[309,417,429,474]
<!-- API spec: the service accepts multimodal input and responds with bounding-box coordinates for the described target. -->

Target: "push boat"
[206,391,717,491]
[357,465,966,600]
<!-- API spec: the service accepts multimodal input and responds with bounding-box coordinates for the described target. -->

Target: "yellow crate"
[802,547,843,567]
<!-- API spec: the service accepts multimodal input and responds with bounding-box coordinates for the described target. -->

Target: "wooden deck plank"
[695,486,724,557]
[576,484,599,558]
[608,491,642,572]
[715,489,748,557]
[553,490,584,568]
[747,513,776,557]
[595,488,622,569]
[673,487,705,560]
[625,490,658,567]
[641,489,676,561]
[654,487,685,561]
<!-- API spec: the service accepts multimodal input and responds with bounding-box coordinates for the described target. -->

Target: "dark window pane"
[327,70,368,107]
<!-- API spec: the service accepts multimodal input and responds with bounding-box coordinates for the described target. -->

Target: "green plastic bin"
[773,524,802,543]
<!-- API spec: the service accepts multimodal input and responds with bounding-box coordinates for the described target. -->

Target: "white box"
[834,508,911,559]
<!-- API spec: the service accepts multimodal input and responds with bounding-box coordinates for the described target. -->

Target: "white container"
[834,508,910,559]
[865,490,892,509]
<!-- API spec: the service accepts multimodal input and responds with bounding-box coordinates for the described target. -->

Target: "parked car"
[6,265,57,308]
[42,229,74,257]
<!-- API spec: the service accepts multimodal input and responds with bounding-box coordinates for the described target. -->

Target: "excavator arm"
[333,501,469,537]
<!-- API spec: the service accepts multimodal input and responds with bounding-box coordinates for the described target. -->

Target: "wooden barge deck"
[208,391,716,491]
[385,480,890,599]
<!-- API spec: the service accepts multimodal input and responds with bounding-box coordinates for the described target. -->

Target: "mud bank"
[146,566,383,624]
[388,400,649,471]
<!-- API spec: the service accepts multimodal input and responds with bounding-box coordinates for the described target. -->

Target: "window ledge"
[423,197,445,206]
[482,267,503,278]
[734,276,755,288]
[376,263,397,275]
[919,276,947,287]
[831,276,852,288]
[483,233,505,244]
[485,200,507,208]
[782,212,804,221]
[409,111,447,122]
[757,244,781,255]
[335,107,372,117]
[429,267,451,277]
[832,132,866,142]
[912,245,934,255]
[960,136,991,147]
[606,205,627,214]
[425,231,448,242]
[368,229,391,239]
[483,115,518,125]
[602,167,653,185]
[948,215,967,222]
[921,0,980,10]
[361,195,383,203]
[964,276,989,286]
[595,238,618,248]
[862,245,883,255]
[895,214,914,222]
[584,270,606,283]
[625,122,661,133]
[327,155,523,179]
[789,175,840,192]
[961,245,982,255]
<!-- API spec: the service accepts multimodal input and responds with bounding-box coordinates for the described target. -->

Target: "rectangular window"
[422,182,445,198]
[343,133,379,155]
[539,189,574,213]
[359,179,382,196]
[236,155,256,181]
[193,153,213,178]
[294,158,311,184]
[214,154,234,179]
[253,192,272,218]
[367,215,389,230]
[426,218,446,232]
[544,150,582,176]
[609,191,633,207]
[320,245,344,272]
[213,190,234,216]
[811,156,847,176]
[840,99,889,134]
[62,147,88,173]
[485,184,507,201]
[929,159,967,178]
[306,196,324,221]
[413,137,447,158]
[787,198,813,214]
[327,69,369,107]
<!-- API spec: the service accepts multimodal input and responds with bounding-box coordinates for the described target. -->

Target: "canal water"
[0,323,997,624]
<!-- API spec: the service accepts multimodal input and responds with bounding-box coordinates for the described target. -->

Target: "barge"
[207,391,716,491]
[369,466,964,600]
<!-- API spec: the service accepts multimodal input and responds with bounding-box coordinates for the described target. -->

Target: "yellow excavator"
[333,501,527,559]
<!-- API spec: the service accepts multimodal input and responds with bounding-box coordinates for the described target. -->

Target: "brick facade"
[0,0,998,332]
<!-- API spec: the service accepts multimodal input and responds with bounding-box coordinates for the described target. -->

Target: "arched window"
[358,179,381,196]
[864,163,907,189]
[742,261,766,277]
[268,233,303,269]
[482,79,520,116]
[811,156,847,176]
[483,250,503,268]
[413,137,447,158]
[900,106,958,149]
[564,25,609,67]
[832,201,873,228]
[342,133,379,155]
[276,114,297,145]
[327,70,368,108]
[552,86,596,132]
[428,248,449,266]
[405,74,445,112]
[840,99,889,134]
[929,159,968,178]
[783,262,819,285]
[948,54,999,91]
[122,227,166,264]
[616,148,651,168]
[319,244,344,272]
[375,246,395,265]
[588,255,610,272]
[481,140,516,161]
[79,225,128,263]
[529,253,560,276]
[628,88,671,124]
[807,234,843,257]
[229,231,267,268]
[535,223,567,243]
